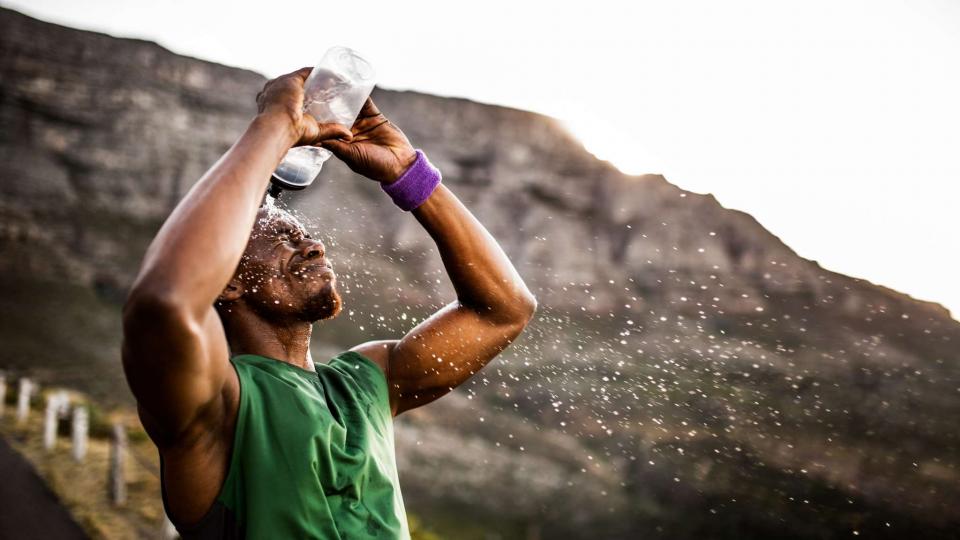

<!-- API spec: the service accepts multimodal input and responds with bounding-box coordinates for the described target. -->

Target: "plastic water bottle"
[270,47,376,196]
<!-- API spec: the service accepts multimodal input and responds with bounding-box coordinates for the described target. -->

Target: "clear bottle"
[270,47,376,196]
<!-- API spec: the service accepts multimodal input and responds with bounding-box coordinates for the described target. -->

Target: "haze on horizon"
[5,0,958,320]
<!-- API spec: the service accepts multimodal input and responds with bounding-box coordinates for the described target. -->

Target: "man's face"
[227,207,342,322]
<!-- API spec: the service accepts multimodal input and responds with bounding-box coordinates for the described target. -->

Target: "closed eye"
[275,226,308,244]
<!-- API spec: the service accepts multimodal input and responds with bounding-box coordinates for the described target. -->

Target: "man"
[121,67,537,539]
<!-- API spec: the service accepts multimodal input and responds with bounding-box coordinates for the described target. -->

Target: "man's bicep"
[121,302,232,446]
[383,302,527,415]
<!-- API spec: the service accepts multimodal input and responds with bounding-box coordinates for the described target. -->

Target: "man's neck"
[222,306,315,371]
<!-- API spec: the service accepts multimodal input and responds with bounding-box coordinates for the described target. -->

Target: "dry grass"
[1,404,167,539]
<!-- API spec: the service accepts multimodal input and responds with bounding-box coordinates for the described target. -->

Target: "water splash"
[263,189,283,217]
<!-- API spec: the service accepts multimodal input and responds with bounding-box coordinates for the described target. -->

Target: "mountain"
[1,8,957,539]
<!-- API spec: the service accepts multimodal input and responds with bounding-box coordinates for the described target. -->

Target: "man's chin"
[303,290,343,322]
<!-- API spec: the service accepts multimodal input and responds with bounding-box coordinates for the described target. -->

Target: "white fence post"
[72,406,89,462]
[109,423,127,506]
[16,378,33,425]
[43,393,57,450]
[0,372,6,418]
[57,391,70,420]
[43,392,69,451]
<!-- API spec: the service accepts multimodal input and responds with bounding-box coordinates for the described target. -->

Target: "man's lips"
[295,262,335,278]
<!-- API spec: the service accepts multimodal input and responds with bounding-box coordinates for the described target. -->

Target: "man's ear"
[218,280,244,303]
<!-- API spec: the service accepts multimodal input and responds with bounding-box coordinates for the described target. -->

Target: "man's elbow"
[505,290,537,328]
[519,291,538,321]
[470,288,538,327]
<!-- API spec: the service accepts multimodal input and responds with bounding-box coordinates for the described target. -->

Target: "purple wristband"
[381,149,442,211]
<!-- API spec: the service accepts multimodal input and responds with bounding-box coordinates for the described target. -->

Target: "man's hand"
[319,98,418,183]
[256,67,353,147]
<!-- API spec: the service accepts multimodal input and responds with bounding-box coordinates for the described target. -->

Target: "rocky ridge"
[1,8,958,539]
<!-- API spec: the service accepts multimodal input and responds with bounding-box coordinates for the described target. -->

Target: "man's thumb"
[314,123,353,144]
[319,139,353,159]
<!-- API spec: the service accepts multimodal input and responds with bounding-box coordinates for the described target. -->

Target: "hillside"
[1,8,958,538]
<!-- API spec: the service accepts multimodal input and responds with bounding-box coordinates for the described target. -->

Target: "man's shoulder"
[347,340,397,376]
[337,343,398,416]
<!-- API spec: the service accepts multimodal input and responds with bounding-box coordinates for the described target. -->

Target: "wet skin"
[122,68,536,526]
[224,209,342,327]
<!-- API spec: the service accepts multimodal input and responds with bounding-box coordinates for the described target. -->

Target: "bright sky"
[6,0,959,320]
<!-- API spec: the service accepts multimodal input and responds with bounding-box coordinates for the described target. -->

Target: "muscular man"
[121,68,536,539]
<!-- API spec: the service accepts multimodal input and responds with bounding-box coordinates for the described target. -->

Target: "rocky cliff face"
[1,8,958,539]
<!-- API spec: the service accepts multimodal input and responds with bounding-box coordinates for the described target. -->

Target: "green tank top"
[163,351,410,539]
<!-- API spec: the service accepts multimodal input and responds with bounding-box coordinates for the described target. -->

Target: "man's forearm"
[313,100,535,322]
[411,184,536,322]
[129,114,295,313]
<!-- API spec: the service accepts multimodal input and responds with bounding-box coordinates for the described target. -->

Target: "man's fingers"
[318,139,354,160]
[290,66,313,82]
[356,97,381,119]
[314,122,353,143]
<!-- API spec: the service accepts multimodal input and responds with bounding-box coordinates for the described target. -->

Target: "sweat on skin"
[121,67,536,538]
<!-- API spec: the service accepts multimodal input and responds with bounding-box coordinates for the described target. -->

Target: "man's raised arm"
[122,69,351,445]
[321,99,537,416]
